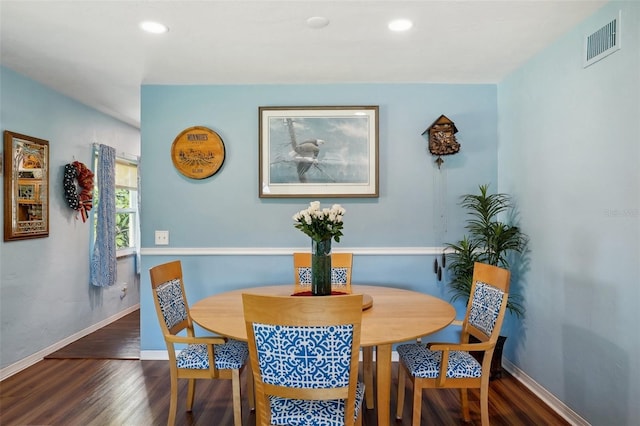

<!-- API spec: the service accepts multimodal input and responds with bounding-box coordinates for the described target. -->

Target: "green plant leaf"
[444,184,528,317]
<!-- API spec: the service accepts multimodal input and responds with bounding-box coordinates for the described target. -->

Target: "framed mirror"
[3,130,49,241]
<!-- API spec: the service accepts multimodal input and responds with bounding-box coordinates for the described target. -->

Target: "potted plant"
[445,184,528,378]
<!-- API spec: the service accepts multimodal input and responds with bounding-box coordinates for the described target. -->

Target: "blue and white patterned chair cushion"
[253,322,362,425]
[155,279,187,329]
[269,381,365,426]
[469,281,505,336]
[396,344,482,379]
[176,339,249,370]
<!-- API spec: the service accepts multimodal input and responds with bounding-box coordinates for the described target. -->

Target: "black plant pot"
[469,334,507,380]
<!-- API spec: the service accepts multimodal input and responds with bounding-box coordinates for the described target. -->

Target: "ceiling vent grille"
[584,10,621,68]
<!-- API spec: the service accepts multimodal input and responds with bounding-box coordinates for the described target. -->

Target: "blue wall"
[139,83,499,349]
[0,67,140,372]
[498,2,639,424]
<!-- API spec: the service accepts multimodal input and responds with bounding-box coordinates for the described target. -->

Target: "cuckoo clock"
[422,115,460,168]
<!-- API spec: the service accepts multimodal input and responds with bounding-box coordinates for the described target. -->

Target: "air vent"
[584,10,621,68]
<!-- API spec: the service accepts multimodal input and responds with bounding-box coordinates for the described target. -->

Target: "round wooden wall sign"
[171,126,226,179]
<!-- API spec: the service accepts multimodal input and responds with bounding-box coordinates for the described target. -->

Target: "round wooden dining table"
[190,284,456,426]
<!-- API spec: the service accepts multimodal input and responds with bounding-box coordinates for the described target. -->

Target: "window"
[114,160,138,254]
[92,154,139,256]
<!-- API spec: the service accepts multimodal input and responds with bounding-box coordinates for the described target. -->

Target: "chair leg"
[396,364,405,419]
[246,366,255,411]
[253,383,269,426]
[186,378,196,411]
[232,369,242,426]
[411,379,422,426]
[460,388,470,422]
[480,376,490,426]
[168,375,178,426]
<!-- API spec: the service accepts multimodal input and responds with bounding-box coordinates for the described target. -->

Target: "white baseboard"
[140,350,171,360]
[0,304,140,381]
[502,358,589,426]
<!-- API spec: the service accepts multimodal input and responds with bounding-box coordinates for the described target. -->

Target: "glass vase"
[311,238,332,296]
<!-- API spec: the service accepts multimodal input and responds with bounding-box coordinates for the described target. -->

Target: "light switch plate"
[155,230,169,245]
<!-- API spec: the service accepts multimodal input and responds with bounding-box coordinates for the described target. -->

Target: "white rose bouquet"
[292,201,346,242]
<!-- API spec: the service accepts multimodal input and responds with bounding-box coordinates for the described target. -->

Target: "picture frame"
[259,106,379,198]
[3,130,49,241]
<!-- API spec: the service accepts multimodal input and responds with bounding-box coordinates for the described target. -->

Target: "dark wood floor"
[45,309,140,359]
[0,310,569,425]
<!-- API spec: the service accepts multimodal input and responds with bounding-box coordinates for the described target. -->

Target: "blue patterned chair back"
[293,252,353,293]
[468,281,506,337]
[155,278,188,330]
[253,323,354,389]
[297,267,349,286]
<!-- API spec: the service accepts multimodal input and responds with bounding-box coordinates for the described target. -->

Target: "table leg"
[363,346,374,409]
[376,344,392,426]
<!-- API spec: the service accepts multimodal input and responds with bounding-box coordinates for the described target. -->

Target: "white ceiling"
[0,0,607,128]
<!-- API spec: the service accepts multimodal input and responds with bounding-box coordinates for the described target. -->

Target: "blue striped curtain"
[90,144,117,287]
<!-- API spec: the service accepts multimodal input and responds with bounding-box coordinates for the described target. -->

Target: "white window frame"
[114,158,138,257]
[91,152,140,259]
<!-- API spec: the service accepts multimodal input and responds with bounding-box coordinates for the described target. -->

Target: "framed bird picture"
[259,106,379,198]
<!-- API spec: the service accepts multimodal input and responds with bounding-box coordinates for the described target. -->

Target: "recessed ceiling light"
[139,21,169,34]
[306,16,330,29]
[388,19,413,32]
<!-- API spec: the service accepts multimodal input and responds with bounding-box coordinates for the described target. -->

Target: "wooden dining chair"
[395,262,511,426]
[149,260,253,426]
[242,293,365,426]
[292,252,353,294]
